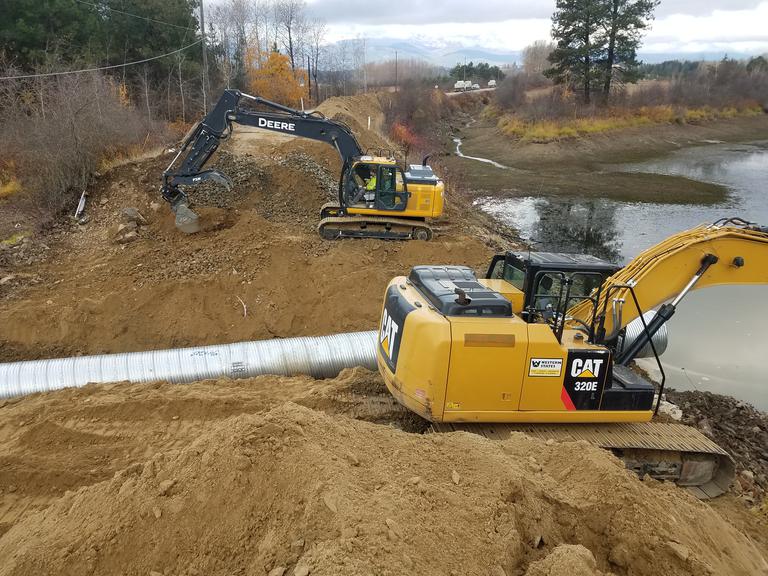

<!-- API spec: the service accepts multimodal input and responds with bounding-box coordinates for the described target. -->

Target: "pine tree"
[601,0,659,100]
[546,0,658,104]
[546,0,608,104]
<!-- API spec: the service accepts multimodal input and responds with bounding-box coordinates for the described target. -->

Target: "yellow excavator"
[161,90,444,239]
[376,218,768,497]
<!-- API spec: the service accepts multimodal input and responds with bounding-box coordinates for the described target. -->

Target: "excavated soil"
[1,369,767,576]
[1,93,767,574]
[0,93,504,361]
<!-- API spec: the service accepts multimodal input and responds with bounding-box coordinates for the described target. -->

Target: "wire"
[0,40,201,80]
[73,0,191,30]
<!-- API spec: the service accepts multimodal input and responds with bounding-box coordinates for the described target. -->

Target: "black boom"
[161,89,364,210]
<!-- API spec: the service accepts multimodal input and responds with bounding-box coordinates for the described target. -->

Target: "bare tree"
[307,17,326,101]
[275,0,307,71]
[522,40,555,75]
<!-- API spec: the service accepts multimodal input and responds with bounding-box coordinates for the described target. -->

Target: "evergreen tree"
[546,0,658,104]
[546,0,608,104]
[601,0,659,100]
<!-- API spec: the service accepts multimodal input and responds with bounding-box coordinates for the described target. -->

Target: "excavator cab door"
[374,164,409,212]
[343,163,409,212]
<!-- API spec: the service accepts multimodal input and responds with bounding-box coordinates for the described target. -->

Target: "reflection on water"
[476,142,768,264]
[477,141,768,409]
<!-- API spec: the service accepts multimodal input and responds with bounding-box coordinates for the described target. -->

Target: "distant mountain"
[333,37,761,68]
[337,37,521,68]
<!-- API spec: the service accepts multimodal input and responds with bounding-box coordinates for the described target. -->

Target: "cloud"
[308,0,767,25]
[307,0,552,24]
[317,1,768,58]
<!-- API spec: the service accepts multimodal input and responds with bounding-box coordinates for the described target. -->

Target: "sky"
[307,0,768,58]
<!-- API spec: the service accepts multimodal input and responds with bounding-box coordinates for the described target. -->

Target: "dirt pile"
[0,92,496,361]
[1,372,766,576]
[668,389,768,504]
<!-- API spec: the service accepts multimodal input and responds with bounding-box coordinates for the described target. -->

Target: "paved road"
[445,87,497,97]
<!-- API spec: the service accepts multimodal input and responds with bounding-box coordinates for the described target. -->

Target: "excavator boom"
[568,218,768,345]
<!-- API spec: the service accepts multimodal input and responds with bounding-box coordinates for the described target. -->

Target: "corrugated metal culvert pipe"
[0,331,378,400]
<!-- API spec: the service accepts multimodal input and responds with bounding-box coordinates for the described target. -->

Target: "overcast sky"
[307,0,768,56]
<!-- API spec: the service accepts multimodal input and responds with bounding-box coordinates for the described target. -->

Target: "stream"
[472,141,768,409]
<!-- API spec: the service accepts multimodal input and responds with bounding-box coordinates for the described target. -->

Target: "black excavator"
[160,90,444,239]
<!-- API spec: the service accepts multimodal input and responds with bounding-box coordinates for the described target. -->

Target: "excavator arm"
[568,218,768,363]
[161,89,363,232]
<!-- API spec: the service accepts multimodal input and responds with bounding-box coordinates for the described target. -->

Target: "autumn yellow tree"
[248,49,307,107]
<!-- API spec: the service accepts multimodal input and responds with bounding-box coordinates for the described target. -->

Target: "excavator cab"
[484,251,620,321]
[343,160,408,211]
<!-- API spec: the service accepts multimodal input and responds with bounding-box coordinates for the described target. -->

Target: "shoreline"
[447,114,768,203]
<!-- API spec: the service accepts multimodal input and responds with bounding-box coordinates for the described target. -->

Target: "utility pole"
[200,0,209,112]
[395,50,398,93]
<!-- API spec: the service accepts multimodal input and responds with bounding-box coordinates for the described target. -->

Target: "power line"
[0,40,201,80]
[73,0,191,30]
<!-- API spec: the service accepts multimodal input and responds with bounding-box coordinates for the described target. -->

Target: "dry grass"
[0,178,22,198]
[497,104,764,142]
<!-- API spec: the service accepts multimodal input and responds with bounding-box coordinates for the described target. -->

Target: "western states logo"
[257,117,296,132]
[379,308,400,363]
[528,358,563,377]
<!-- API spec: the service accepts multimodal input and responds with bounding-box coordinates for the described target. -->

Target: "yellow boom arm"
[567,221,768,340]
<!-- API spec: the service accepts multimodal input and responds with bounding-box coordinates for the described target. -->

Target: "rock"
[158,479,176,496]
[117,221,138,233]
[608,543,630,568]
[451,470,460,485]
[152,507,162,519]
[492,566,507,576]
[0,275,15,285]
[545,439,555,446]
[741,470,755,481]
[117,230,139,244]
[268,567,286,576]
[150,571,163,576]
[293,565,310,576]
[149,201,162,212]
[322,494,337,514]
[408,476,422,485]
[385,518,403,539]
[121,207,148,225]
[658,400,683,421]
[666,541,690,562]
[99,197,108,206]
[291,539,305,550]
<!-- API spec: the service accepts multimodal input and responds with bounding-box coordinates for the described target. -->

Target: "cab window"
[503,263,525,290]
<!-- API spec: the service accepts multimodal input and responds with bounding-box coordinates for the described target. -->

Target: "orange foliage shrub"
[248,50,308,107]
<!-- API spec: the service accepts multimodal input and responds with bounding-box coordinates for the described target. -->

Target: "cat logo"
[570,358,604,379]
[379,308,400,361]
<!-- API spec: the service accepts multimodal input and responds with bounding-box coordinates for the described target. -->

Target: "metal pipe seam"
[0,331,378,400]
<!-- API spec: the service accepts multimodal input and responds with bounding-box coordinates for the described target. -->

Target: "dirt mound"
[0,91,494,361]
[0,376,766,576]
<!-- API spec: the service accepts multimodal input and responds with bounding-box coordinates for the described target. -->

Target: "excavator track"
[430,421,734,499]
[318,213,433,241]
